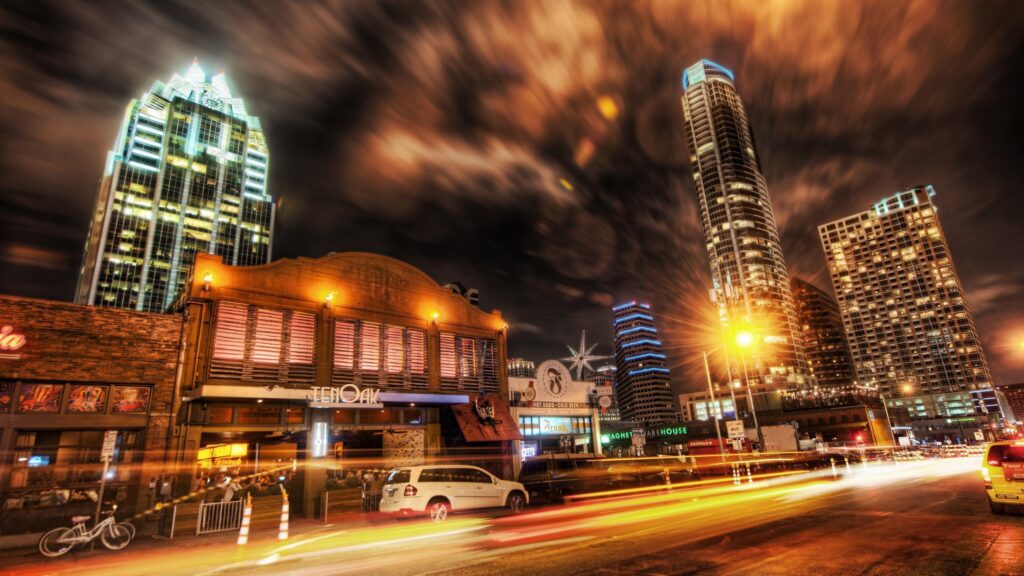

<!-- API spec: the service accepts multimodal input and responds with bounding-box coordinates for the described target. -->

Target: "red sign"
[0,325,26,352]
[1004,462,1024,482]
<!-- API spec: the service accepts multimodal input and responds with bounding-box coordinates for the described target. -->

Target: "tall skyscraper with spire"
[76,62,274,312]
[680,59,809,389]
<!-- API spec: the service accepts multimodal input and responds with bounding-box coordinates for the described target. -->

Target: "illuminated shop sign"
[600,426,689,444]
[197,443,248,469]
[308,385,381,405]
[0,325,26,359]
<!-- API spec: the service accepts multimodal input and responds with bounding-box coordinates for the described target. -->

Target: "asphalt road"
[5,458,1021,576]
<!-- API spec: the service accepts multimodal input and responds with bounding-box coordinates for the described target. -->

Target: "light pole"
[855,383,895,446]
[703,350,726,463]
[736,331,765,453]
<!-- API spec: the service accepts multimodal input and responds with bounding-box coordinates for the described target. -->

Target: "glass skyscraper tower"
[76,62,274,312]
[680,59,809,389]
[612,301,677,423]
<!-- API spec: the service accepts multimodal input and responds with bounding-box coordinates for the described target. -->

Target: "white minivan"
[380,465,528,521]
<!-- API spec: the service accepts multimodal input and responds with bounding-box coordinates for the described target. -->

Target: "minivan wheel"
[427,499,451,522]
[989,499,1005,515]
[507,492,526,514]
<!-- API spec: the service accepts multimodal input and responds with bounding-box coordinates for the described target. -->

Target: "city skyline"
[2,2,1023,390]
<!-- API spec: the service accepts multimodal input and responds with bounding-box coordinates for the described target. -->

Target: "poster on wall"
[66,385,109,413]
[383,429,425,469]
[17,383,63,413]
[0,381,12,413]
[110,386,151,414]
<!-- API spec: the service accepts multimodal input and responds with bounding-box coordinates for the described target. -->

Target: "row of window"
[211,302,500,393]
[0,381,151,415]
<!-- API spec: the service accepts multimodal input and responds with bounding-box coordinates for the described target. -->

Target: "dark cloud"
[1,0,1023,389]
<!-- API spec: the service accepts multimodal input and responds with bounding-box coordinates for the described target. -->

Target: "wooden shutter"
[407,329,428,390]
[440,332,458,392]
[286,311,316,383]
[332,320,356,384]
[210,302,247,379]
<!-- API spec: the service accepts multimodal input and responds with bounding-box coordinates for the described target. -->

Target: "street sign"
[973,430,984,442]
[726,419,745,439]
[631,428,646,448]
[101,430,118,461]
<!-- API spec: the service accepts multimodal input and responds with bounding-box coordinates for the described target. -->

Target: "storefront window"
[285,407,304,425]
[66,385,109,413]
[401,409,423,424]
[360,409,390,424]
[17,383,63,413]
[0,382,12,413]
[110,386,151,414]
[333,409,355,424]
[237,406,281,425]
[9,430,140,490]
[208,405,234,425]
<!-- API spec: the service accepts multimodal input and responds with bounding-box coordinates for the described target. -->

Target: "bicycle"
[38,503,135,558]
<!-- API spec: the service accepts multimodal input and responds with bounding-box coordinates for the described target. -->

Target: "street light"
[735,331,764,453]
[702,350,727,463]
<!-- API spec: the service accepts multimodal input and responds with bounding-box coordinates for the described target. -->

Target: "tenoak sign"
[308,385,380,405]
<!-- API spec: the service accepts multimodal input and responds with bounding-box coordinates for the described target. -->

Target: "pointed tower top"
[211,73,232,99]
[185,60,206,83]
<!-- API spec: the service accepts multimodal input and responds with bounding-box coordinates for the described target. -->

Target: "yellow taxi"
[981,440,1024,514]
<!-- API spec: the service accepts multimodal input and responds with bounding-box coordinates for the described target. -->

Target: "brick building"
[0,296,181,535]
[170,252,518,516]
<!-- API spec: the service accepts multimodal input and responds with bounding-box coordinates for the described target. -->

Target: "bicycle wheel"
[39,527,73,558]
[118,521,136,541]
[100,523,132,550]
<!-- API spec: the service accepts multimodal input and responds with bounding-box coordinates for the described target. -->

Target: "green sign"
[600,426,688,444]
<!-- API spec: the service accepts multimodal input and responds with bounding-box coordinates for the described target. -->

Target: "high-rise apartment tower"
[818,186,993,396]
[680,59,808,389]
[791,278,856,388]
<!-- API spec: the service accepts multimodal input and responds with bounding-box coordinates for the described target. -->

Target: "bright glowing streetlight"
[736,331,754,348]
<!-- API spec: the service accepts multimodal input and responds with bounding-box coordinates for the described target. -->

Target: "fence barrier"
[197,499,244,535]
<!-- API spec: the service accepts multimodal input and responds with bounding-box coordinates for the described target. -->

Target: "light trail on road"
[7,457,983,576]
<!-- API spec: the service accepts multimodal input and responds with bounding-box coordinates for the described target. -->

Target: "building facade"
[996,383,1024,424]
[0,296,181,536]
[507,358,536,378]
[508,360,603,475]
[818,186,993,398]
[170,252,517,515]
[680,59,809,389]
[611,301,677,423]
[790,278,856,388]
[77,62,275,313]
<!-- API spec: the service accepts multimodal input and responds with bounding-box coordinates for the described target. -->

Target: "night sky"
[2,1,1023,392]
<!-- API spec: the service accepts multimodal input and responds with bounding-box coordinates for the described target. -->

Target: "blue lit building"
[611,301,677,423]
[76,62,274,312]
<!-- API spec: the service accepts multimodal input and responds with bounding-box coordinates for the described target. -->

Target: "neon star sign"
[0,325,26,359]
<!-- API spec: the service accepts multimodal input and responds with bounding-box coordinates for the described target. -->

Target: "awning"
[451,394,522,442]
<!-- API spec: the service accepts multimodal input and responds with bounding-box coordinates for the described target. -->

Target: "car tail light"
[981,467,991,482]
[404,484,418,497]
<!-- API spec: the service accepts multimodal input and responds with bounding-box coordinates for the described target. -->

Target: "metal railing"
[197,499,244,535]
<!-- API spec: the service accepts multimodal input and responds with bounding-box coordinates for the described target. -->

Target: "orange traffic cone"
[237,493,253,546]
[278,486,289,540]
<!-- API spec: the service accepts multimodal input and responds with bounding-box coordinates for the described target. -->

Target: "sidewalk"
[0,513,383,575]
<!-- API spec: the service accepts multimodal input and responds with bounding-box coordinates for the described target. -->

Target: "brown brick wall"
[0,295,183,516]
